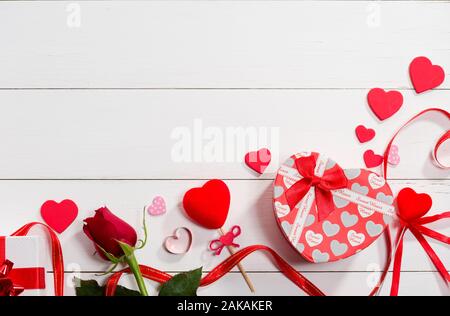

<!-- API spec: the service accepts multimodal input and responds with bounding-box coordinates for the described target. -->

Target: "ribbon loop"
[0,260,24,296]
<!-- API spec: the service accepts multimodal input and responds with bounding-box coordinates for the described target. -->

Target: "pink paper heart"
[164,227,192,254]
[388,145,400,166]
[147,196,166,216]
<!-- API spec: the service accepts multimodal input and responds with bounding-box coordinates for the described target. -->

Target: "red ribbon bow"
[209,225,241,255]
[285,155,348,222]
[0,260,24,296]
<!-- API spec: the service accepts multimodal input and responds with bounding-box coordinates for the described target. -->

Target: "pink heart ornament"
[388,145,400,166]
[147,196,166,216]
[164,227,193,254]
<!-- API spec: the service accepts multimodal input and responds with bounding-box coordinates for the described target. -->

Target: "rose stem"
[219,227,255,293]
[125,252,149,296]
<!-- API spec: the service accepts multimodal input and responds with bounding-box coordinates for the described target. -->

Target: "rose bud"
[83,207,137,259]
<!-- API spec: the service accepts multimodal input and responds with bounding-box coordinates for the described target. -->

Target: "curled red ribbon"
[209,225,241,255]
[10,222,65,296]
[0,260,24,296]
[285,155,348,221]
[381,108,450,296]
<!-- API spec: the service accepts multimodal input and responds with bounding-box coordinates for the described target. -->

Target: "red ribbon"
[285,155,348,221]
[0,260,24,296]
[105,242,391,296]
[7,222,65,296]
[209,225,241,255]
[381,108,450,296]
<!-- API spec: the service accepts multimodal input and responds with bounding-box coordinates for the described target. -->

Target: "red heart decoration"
[40,199,78,233]
[245,148,271,174]
[409,56,445,93]
[363,150,383,168]
[396,188,432,222]
[183,179,230,229]
[355,125,375,143]
[367,88,403,121]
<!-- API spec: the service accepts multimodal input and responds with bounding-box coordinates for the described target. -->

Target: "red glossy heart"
[183,179,230,229]
[367,88,403,121]
[409,56,445,93]
[363,150,383,168]
[245,148,271,174]
[396,188,432,222]
[40,199,78,233]
[355,125,375,143]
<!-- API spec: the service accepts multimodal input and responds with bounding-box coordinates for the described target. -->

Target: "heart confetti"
[164,227,193,254]
[355,125,375,143]
[388,145,400,166]
[367,88,403,121]
[409,56,445,93]
[146,196,166,216]
[40,199,78,234]
[244,148,271,174]
[363,150,383,168]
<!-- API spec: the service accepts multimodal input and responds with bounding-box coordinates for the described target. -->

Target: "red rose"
[83,207,137,259]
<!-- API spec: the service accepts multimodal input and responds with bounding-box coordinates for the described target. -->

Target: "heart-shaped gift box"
[273,152,396,263]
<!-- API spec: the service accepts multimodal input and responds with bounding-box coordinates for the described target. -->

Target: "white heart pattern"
[368,173,385,190]
[358,205,375,218]
[275,201,290,217]
[305,230,323,247]
[347,230,366,246]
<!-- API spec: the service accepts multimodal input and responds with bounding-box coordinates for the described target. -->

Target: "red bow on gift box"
[0,260,24,296]
[285,155,348,221]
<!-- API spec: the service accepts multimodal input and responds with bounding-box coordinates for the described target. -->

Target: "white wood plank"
[0,89,448,179]
[51,271,450,296]
[1,179,447,273]
[1,1,449,88]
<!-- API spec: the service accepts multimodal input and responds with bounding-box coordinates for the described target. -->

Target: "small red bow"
[0,260,24,296]
[209,225,241,255]
[285,155,348,222]
[390,188,450,296]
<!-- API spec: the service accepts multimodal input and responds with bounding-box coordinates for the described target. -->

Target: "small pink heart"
[164,227,192,254]
[146,196,166,216]
[388,145,400,166]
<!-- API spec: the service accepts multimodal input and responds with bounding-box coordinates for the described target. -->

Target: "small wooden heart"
[164,227,193,254]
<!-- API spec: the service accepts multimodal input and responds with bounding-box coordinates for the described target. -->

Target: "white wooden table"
[0,1,448,296]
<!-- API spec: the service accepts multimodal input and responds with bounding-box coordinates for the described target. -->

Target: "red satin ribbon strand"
[434,130,450,168]
[383,108,450,179]
[11,222,64,296]
[409,227,450,283]
[414,224,450,244]
[416,211,450,225]
[105,242,395,297]
[390,228,405,296]
[106,245,325,297]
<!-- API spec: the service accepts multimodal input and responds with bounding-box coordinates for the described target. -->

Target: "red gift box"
[0,236,46,295]
[273,152,396,263]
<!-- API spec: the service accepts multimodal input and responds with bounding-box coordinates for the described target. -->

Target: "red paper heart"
[245,148,271,174]
[355,125,375,143]
[396,188,432,222]
[183,179,230,229]
[363,150,383,168]
[367,88,403,121]
[40,199,78,233]
[409,56,445,93]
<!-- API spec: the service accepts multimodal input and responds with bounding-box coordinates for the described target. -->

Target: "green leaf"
[74,278,141,296]
[74,278,104,296]
[159,267,202,296]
